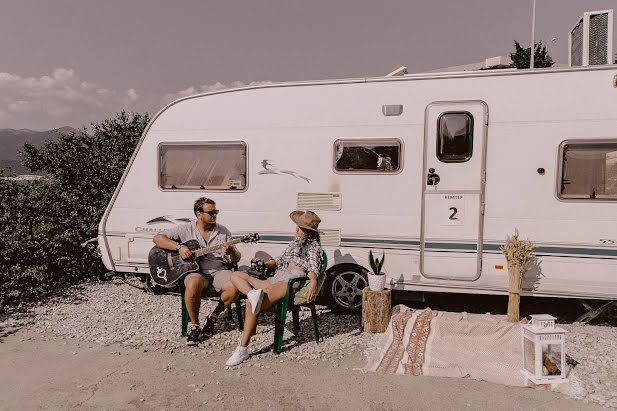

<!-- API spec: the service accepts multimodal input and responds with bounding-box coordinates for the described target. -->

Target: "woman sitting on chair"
[226,210,322,366]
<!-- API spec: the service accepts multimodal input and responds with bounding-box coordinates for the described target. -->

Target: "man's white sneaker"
[226,345,249,366]
[247,289,264,315]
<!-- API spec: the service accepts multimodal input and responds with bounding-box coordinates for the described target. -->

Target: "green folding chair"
[272,251,328,354]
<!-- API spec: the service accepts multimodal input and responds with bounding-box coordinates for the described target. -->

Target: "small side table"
[362,287,391,333]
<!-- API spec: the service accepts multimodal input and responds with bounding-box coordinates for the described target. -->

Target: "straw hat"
[289,210,321,232]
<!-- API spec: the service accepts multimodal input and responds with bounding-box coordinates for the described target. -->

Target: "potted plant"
[368,250,386,291]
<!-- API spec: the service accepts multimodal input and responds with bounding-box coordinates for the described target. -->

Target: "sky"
[1,0,616,131]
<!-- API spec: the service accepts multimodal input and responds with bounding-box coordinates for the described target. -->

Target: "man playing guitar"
[153,197,242,346]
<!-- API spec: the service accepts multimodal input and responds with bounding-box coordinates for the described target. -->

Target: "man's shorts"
[184,269,232,291]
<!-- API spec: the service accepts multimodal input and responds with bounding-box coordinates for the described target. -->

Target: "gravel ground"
[1,278,616,409]
[560,323,617,408]
[1,278,377,366]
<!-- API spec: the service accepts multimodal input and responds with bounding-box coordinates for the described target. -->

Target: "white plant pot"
[368,273,386,292]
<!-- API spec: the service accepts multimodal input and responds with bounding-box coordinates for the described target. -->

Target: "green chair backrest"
[293,251,328,306]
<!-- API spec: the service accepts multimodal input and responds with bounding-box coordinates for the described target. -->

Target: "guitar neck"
[193,238,242,258]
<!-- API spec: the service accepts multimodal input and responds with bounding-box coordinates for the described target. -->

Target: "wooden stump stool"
[362,287,391,333]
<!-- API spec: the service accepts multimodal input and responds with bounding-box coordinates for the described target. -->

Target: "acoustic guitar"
[148,233,259,287]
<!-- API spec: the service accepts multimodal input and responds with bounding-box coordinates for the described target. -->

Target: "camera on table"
[248,257,265,278]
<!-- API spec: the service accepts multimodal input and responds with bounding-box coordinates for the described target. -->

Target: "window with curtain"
[559,141,617,199]
[159,142,246,190]
[334,138,402,172]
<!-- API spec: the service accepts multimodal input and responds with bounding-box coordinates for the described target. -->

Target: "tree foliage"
[0,111,149,300]
[510,40,554,69]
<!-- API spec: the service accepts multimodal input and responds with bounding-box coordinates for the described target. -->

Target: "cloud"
[126,88,139,103]
[161,80,272,105]
[0,68,272,131]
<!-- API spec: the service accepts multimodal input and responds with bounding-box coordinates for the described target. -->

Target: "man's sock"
[211,303,226,318]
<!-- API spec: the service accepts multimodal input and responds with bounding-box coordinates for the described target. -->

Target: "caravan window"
[437,112,473,163]
[558,141,617,200]
[334,139,402,172]
[158,142,246,190]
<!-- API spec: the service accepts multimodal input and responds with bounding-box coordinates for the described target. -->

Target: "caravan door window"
[436,112,474,163]
[334,139,402,172]
[158,142,246,190]
[558,141,617,200]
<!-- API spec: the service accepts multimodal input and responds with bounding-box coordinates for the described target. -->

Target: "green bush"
[0,111,149,300]
[510,40,554,69]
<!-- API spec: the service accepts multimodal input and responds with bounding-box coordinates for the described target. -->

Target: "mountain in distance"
[0,126,77,174]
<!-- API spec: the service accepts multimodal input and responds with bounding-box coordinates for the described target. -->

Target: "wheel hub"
[331,270,367,310]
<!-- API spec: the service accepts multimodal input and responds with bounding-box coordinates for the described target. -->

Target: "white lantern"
[521,314,568,384]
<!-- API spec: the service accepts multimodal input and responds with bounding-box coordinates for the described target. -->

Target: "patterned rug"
[366,305,542,387]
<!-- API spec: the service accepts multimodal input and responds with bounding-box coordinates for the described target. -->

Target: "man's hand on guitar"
[222,243,230,256]
[226,243,242,264]
[179,245,193,259]
[222,243,241,264]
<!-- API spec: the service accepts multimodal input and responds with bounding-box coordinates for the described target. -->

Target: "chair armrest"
[285,276,310,301]
[294,273,326,305]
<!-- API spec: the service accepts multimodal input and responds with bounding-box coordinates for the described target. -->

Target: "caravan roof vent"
[385,66,408,77]
[297,192,342,211]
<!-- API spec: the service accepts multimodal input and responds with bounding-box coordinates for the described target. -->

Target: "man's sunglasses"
[200,209,219,216]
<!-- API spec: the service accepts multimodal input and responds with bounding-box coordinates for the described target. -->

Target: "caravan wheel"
[325,266,368,314]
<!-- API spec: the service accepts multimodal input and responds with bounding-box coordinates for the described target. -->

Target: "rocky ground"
[559,323,617,408]
[8,278,376,362]
[0,277,615,409]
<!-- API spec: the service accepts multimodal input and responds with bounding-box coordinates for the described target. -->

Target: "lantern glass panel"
[524,338,536,374]
[542,343,563,377]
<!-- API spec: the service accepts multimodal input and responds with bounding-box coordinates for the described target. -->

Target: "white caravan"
[98,65,617,313]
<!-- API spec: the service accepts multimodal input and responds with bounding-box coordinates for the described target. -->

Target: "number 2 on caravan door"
[443,194,464,225]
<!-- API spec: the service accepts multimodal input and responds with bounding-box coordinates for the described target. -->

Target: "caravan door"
[420,101,488,280]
